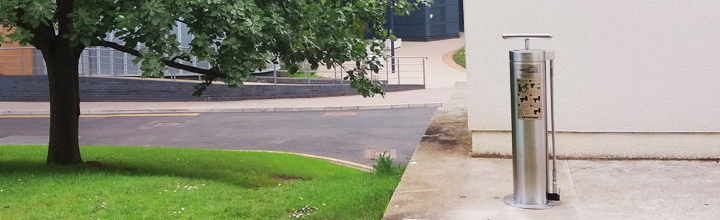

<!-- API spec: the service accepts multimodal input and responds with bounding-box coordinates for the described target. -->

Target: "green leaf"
[80,38,91,47]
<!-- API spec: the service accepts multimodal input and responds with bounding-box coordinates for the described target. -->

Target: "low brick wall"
[0,75,424,102]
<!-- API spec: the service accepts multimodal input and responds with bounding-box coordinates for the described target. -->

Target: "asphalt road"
[0,108,437,165]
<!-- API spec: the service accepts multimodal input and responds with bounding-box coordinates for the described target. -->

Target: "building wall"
[465,1,720,157]
[0,26,35,75]
[387,0,460,41]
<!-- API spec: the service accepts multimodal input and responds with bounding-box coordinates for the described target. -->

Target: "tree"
[0,0,429,165]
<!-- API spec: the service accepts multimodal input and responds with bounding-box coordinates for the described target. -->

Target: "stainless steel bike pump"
[502,34,560,209]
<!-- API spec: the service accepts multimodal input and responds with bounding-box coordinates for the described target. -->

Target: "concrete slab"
[291,107,324,112]
[407,104,427,109]
[274,107,293,112]
[383,82,720,220]
[241,108,272,113]
[341,106,360,110]
[568,160,720,220]
[0,87,454,115]
[425,103,443,108]
[323,106,343,111]
[392,104,410,109]
[358,105,393,110]
[384,158,581,220]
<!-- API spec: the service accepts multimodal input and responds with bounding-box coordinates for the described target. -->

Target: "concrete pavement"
[0,87,450,115]
[383,82,720,220]
[393,33,466,89]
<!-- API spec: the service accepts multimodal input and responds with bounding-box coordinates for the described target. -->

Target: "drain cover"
[150,122,182,127]
[365,148,397,159]
[323,112,358,117]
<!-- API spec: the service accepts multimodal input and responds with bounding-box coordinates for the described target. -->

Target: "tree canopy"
[0,0,430,164]
[1,0,428,96]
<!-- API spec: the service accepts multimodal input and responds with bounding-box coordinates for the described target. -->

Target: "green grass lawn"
[452,47,466,68]
[0,145,402,220]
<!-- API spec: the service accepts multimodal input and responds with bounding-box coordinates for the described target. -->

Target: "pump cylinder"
[508,49,548,208]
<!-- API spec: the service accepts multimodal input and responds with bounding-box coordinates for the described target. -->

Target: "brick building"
[0,26,36,75]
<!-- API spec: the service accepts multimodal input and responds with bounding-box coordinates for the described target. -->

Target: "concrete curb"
[223,150,374,172]
[0,102,444,115]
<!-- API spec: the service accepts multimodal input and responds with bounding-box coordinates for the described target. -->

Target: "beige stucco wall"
[465,1,720,157]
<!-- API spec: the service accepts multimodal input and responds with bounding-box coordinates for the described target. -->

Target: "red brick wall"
[0,26,34,75]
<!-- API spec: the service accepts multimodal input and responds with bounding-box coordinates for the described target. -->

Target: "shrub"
[371,153,406,177]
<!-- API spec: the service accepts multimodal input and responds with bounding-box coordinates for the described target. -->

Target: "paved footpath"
[0,87,451,115]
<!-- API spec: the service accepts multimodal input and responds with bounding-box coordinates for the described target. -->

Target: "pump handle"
[502,34,553,39]
[503,34,552,50]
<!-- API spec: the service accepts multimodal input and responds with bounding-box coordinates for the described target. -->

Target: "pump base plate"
[503,194,560,209]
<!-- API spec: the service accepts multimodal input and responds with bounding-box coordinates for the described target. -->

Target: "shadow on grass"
[0,145,361,188]
[0,159,274,188]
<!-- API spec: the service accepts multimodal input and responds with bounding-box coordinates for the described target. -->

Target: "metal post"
[273,66,277,85]
[397,58,400,84]
[502,34,557,210]
[42,50,47,75]
[177,23,183,79]
[123,51,128,78]
[88,49,94,76]
[525,39,530,50]
[79,50,84,76]
[386,59,389,82]
[422,58,426,86]
[370,66,374,81]
[171,54,176,81]
[96,48,101,77]
[507,49,547,209]
[550,59,557,194]
[111,49,117,78]
[193,55,200,81]
[390,0,395,73]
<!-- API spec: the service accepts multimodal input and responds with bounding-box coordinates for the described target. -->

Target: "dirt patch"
[272,174,305,182]
[422,126,460,146]
[419,106,472,154]
[472,152,512,159]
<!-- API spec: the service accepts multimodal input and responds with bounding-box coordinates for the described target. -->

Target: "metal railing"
[78,47,212,80]
[0,47,45,76]
[1,47,427,86]
[314,56,428,86]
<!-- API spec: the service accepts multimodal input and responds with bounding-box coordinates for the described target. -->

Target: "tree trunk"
[43,42,83,165]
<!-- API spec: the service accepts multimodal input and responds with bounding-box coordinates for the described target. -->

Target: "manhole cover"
[323,112,358,117]
[151,122,182,127]
[365,148,397,159]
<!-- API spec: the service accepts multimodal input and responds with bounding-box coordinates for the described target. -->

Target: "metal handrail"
[392,56,429,59]
[1,47,429,86]
[0,47,35,50]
